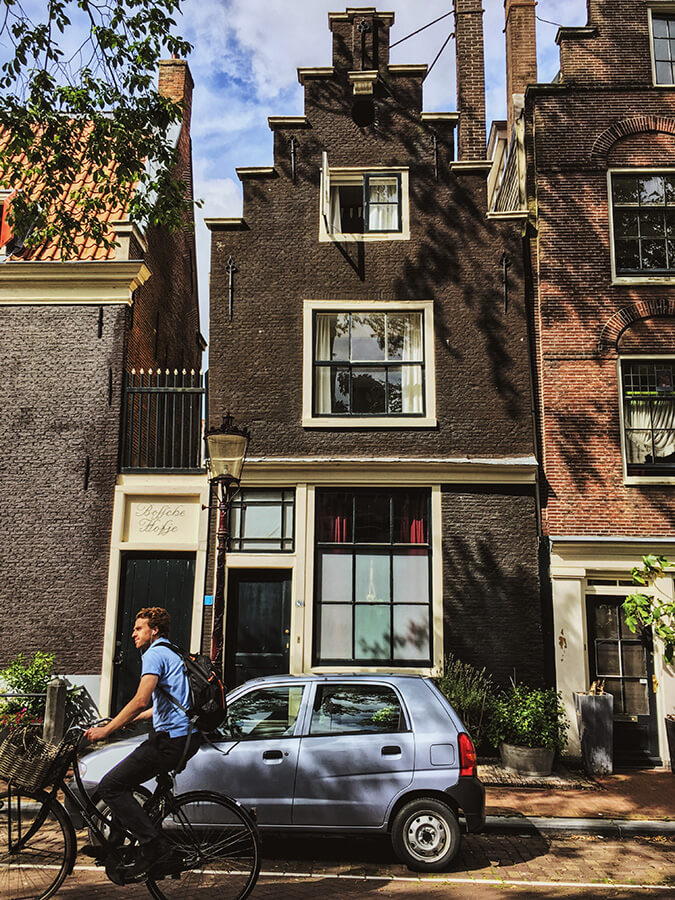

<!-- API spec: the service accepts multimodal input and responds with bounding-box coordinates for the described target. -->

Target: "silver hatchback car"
[78,674,485,871]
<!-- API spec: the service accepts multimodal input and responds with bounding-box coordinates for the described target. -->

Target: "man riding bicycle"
[84,606,200,877]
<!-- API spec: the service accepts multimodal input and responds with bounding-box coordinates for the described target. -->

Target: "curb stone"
[484,814,675,838]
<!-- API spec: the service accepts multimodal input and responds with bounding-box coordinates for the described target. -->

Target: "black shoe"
[80,843,107,861]
[123,836,172,880]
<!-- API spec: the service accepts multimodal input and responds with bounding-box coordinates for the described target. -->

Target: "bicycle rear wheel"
[146,790,260,900]
[0,788,74,900]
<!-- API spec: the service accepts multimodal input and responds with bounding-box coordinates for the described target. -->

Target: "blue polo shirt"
[141,638,192,738]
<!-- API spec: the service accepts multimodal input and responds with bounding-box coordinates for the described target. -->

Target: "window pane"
[320,553,353,603]
[594,604,618,639]
[596,641,620,675]
[614,209,639,237]
[351,314,386,361]
[639,210,666,237]
[355,554,390,602]
[226,686,304,739]
[355,605,390,659]
[624,681,649,716]
[367,176,400,231]
[641,239,667,269]
[603,678,623,714]
[387,313,423,361]
[315,313,349,360]
[352,368,386,413]
[309,684,402,735]
[653,17,670,39]
[656,59,675,83]
[315,366,350,414]
[393,492,428,543]
[283,502,294,538]
[393,554,429,604]
[639,175,665,205]
[317,491,352,542]
[319,604,352,659]
[613,175,639,204]
[388,368,402,413]
[354,492,390,542]
[241,505,281,540]
[338,184,364,232]
[393,604,430,660]
[615,239,640,271]
[622,643,647,677]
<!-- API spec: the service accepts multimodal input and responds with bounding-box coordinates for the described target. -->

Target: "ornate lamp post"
[204,413,250,670]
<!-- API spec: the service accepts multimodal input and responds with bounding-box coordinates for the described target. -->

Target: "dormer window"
[320,155,410,242]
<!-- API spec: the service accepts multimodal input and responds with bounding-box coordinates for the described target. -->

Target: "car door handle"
[382,745,401,756]
[262,749,284,762]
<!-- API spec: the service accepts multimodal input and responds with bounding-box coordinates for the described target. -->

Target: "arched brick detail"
[597,299,675,354]
[590,116,675,164]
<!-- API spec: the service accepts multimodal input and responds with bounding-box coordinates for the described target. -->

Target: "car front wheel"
[391,797,461,872]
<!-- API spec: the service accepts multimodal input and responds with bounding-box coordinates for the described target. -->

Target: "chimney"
[158,59,194,132]
[329,8,394,74]
[504,0,537,135]
[453,0,487,161]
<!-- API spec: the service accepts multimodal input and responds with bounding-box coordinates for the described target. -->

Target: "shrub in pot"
[435,653,494,751]
[487,683,569,776]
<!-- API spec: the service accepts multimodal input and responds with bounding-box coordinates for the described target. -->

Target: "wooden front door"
[587,596,661,766]
[225,570,292,687]
[112,552,195,714]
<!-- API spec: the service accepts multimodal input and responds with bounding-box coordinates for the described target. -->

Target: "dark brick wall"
[209,39,534,461]
[441,485,543,685]
[0,305,127,671]
[524,0,675,538]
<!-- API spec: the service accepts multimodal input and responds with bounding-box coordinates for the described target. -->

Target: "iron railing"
[121,368,205,472]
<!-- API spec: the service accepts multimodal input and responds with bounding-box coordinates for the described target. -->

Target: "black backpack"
[158,641,227,733]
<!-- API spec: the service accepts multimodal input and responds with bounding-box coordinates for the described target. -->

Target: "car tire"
[391,797,461,872]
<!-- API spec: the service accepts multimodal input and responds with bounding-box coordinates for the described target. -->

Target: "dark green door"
[587,596,661,767]
[112,552,195,714]
[226,570,292,687]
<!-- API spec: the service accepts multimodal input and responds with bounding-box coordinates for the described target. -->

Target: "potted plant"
[435,653,494,751]
[574,680,613,775]
[487,682,569,776]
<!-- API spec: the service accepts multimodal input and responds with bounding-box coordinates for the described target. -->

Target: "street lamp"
[204,413,250,670]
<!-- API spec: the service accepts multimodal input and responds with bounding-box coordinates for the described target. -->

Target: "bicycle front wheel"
[146,790,260,900]
[0,788,74,900]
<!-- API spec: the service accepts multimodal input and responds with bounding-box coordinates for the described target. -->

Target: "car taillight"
[458,732,477,776]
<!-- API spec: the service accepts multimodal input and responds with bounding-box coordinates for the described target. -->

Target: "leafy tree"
[622,555,675,664]
[0,0,193,257]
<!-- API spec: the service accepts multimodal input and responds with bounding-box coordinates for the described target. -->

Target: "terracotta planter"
[499,742,555,776]
[574,691,613,775]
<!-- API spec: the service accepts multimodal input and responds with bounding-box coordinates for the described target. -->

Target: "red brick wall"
[526,0,675,538]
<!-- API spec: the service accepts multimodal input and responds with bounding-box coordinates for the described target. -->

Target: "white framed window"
[609,169,675,283]
[649,5,675,85]
[302,299,436,428]
[319,154,410,242]
[619,356,675,483]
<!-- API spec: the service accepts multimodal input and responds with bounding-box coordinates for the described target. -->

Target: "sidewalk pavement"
[482,766,675,837]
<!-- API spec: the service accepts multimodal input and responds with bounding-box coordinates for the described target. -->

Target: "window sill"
[319,230,410,243]
[624,475,675,485]
[302,415,437,429]
[613,274,675,285]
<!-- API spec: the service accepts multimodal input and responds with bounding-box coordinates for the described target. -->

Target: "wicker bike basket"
[0,726,73,792]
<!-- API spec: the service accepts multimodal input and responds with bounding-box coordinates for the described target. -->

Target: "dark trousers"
[98,731,198,845]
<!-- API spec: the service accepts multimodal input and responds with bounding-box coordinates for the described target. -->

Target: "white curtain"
[329,187,342,233]
[625,398,675,462]
[401,314,423,413]
[315,315,333,414]
[368,179,399,231]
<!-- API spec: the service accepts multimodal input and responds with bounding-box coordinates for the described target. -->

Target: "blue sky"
[179,0,589,351]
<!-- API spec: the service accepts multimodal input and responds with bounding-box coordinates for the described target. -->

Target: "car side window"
[309,684,404,736]
[224,686,304,739]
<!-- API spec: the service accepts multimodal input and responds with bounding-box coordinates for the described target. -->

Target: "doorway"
[225,569,292,687]
[586,595,661,766]
[112,552,195,714]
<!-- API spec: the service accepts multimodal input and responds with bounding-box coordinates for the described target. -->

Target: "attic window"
[319,155,409,242]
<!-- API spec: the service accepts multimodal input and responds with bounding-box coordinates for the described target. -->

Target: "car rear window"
[309,684,404,735]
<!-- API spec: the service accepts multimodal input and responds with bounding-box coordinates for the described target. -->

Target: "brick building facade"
[490,0,675,765]
[207,5,546,689]
[0,60,206,712]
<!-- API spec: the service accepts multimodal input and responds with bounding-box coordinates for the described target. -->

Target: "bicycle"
[0,723,261,900]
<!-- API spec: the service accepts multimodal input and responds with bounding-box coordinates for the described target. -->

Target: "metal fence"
[121,368,205,472]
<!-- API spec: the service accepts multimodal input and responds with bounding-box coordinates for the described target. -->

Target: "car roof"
[234,673,429,688]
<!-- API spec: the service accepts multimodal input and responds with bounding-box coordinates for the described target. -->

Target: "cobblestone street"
[34,831,675,900]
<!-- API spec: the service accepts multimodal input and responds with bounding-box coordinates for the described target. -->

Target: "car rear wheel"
[391,798,461,872]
